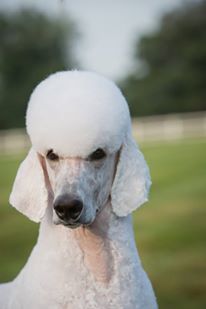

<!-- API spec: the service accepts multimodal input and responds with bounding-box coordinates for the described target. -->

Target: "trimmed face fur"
[43,148,117,228]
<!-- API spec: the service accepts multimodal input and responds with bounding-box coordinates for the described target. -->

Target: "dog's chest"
[22,254,121,309]
[18,238,115,308]
[18,235,139,309]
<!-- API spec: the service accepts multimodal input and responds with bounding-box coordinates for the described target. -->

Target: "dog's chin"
[62,222,82,229]
[53,217,94,229]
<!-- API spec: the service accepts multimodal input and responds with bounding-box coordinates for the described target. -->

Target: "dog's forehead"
[26,71,130,157]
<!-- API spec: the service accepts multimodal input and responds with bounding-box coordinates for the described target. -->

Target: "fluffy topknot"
[26,71,130,157]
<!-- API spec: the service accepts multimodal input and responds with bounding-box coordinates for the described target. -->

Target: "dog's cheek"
[98,162,113,206]
[45,161,56,191]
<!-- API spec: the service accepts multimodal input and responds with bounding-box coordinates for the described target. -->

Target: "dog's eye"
[89,148,106,161]
[46,150,59,161]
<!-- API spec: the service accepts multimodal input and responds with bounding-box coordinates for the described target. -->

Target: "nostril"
[54,205,66,219]
[68,200,83,220]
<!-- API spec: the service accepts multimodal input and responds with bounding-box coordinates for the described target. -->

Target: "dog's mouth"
[54,219,82,229]
[57,221,95,229]
[62,222,82,229]
[53,215,94,229]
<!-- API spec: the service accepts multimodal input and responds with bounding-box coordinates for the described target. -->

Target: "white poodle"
[0,71,157,308]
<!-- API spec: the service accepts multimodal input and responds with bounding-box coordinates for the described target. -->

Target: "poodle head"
[9,71,151,226]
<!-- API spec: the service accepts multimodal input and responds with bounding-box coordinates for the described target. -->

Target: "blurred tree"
[0,9,77,129]
[121,0,206,116]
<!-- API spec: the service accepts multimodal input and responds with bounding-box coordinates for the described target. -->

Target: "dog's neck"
[40,202,120,285]
[72,204,114,284]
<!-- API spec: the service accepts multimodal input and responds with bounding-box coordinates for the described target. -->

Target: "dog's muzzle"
[54,194,84,228]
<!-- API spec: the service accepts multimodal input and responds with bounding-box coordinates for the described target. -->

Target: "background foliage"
[0,9,76,129]
[0,2,206,129]
[121,0,206,116]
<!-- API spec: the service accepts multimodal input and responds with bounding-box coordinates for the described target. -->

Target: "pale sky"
[0,0,188,80]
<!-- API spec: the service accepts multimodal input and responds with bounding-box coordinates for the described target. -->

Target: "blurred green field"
[0,138,206,308]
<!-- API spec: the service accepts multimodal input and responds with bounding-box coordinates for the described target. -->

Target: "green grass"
[0,138,206,308]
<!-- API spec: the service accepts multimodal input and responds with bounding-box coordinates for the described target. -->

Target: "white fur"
[9,149,48,222]
[0,71,157,308]
[111,129,151,217]
[26,71,130,157]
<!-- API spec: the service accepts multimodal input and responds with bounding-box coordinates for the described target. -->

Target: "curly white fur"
[0,70,157,308]
[26,71,130,157]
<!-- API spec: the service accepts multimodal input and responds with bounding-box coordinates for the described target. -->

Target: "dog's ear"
[9,148,50,223]
[111,131,151,217]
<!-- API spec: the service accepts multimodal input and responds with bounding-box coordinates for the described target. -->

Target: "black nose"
[54,194,83,222]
